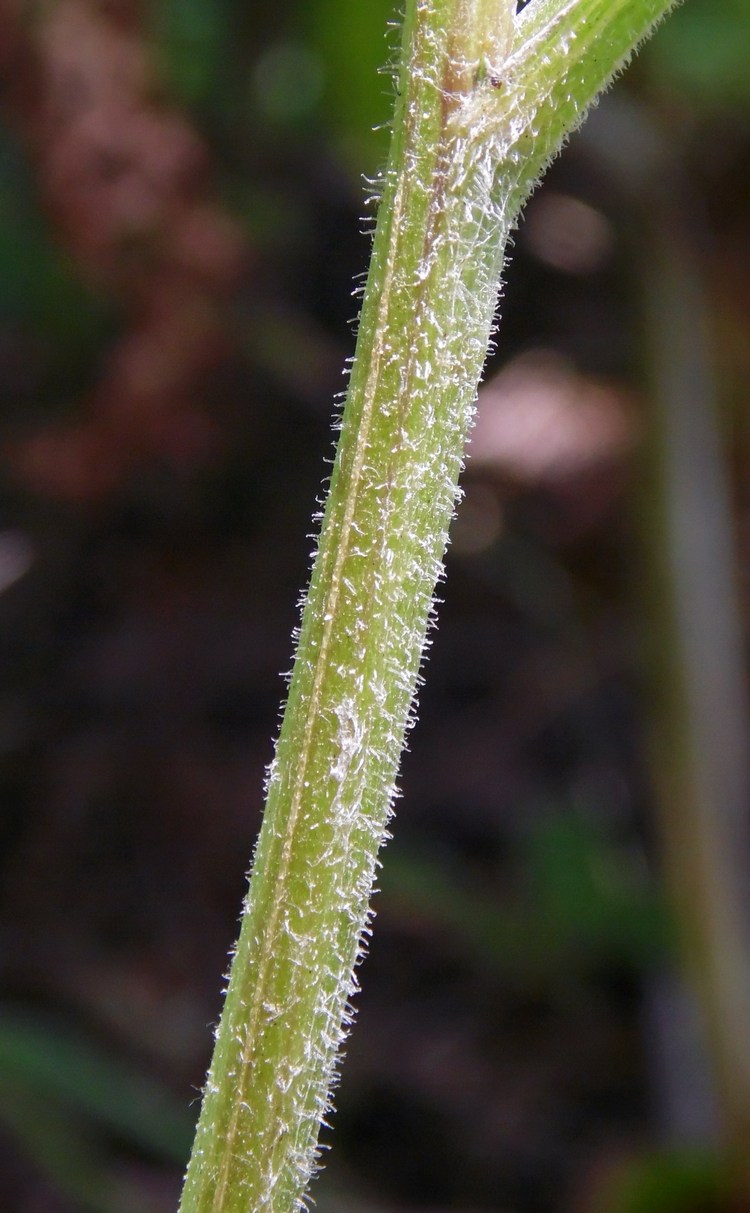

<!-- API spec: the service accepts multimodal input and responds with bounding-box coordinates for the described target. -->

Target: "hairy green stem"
[179,2,680,1211]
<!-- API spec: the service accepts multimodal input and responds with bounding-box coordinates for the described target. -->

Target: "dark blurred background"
[2,1,750,1210]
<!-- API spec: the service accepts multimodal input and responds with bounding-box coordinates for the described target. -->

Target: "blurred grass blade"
[0,1010,194,1164]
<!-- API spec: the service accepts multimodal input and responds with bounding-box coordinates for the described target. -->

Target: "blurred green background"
[1,1,750,1210]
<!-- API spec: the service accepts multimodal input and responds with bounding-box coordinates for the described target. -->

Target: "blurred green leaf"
[1,1077,181,1213]
[380,807,668,983]
[527,811,670,968]
[305,0,396,174]
[149,0,230,109]
[0,201,110,343]
[0,1010,195,1164]
[0,134,116,408]
[645,0,750,108]
[598,1149,726,1213]
[380,847,542,977]
[1,1079,121,1212]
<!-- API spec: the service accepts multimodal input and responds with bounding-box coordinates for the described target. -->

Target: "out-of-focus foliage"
[304,0,395,171]
[0,1012,194,1212]
[149,0,231,110]
[0,1012,193,1163]
[598,1150,725,1213]
[382,809,667,981]
[645,0,750,107]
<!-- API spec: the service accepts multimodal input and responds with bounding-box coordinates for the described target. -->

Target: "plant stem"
[640,161,750,1190]
[585,97,750,1186]
[179,3,680,1211]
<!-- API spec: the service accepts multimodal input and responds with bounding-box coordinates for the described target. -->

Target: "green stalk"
[640,167,750,1189]
[179,3,680,1211]
[585,99,750,1187]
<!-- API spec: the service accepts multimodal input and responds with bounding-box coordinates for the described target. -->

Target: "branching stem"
[179,3,680,1211]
